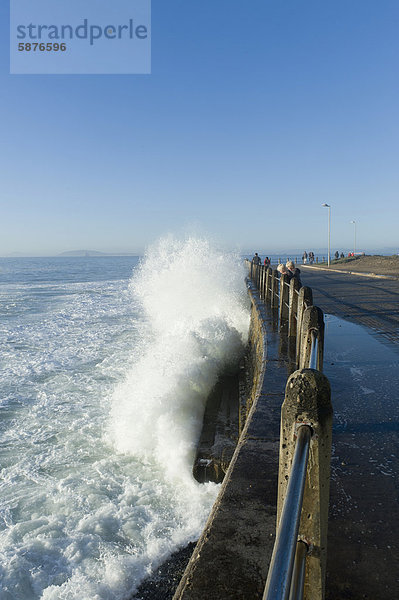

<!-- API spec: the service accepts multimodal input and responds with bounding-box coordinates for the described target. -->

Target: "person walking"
[302,251,308,264]
[252,252,261,265]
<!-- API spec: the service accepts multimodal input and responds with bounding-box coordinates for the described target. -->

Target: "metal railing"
[263,425,312,600]
[245,261,323,369]
[309,330,319,370]
[246,258,332,600]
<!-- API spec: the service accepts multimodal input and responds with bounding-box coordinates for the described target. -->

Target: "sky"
[1,0,398,256]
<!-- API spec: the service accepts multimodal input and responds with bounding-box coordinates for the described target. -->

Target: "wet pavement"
[301,267,399,347]
[323,315,399,599]
[298,269,399,598]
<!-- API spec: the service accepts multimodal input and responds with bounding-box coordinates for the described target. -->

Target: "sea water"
[0,238,250,599]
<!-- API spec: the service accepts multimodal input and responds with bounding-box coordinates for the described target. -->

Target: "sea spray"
[0,246,250,600]
[109,236,250,476]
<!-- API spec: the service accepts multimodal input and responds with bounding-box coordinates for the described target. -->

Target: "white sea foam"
[0,240,250,599]
[109,236,249,479]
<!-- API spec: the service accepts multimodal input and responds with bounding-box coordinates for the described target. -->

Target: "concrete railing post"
[288,278,301,337]
[265,267,272,301]
[270,269,278,309]
[299,306,324,371]
[261,265,265,299]
[279,274,290,321]
[296,286,313,363]
[278,369,333,600]
[263,266,268,300]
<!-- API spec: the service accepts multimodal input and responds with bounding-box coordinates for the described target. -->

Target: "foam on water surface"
[0,239,250,599]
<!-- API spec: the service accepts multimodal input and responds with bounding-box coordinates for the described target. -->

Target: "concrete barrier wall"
[240,288,268,429]
[174,284,287,600]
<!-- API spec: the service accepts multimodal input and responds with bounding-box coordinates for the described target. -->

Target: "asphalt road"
[301,267,399,347]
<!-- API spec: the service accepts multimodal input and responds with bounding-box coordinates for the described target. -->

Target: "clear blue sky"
[1,0,398,256]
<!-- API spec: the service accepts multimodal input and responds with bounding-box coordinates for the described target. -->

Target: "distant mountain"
[58,250,107,257]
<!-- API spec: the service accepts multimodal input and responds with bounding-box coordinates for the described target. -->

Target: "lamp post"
[322,203,331,266]
[350,220,356,255]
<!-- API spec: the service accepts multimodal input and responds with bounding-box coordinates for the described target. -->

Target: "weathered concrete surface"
[173,285,292,600]
[278,370,333,600]
[193,372,240,484]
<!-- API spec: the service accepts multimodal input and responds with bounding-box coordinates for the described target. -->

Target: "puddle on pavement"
[324,313,399,431]
[322,314,399,599]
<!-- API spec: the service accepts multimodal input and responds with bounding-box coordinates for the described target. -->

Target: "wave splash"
[109,235,250,481]
[0,241,250,600]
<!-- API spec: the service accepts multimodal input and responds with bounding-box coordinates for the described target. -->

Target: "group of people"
[277,261,302,284]
[251,253,301,284]
[302,250,315,264]
[251,253,271,267]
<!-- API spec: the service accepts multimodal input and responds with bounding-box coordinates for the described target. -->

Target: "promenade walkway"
[301,267,399,599]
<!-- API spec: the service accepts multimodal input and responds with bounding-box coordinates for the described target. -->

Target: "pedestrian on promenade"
[286,260,302,285]
[309,251,314,264]
[334,251,339,260]
[302,251,308,264]
[252,252,261,265]
[264,256,270,267]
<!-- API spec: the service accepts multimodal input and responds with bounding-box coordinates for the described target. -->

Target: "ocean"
[0,237,250,600]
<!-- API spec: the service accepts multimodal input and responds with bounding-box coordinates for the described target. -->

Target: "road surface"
[301,267,399,347]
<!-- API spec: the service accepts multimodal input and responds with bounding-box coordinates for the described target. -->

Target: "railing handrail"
[263,425,312,600]
[245,260,323,370]
[309,329,319,370]
[245,259,331,600]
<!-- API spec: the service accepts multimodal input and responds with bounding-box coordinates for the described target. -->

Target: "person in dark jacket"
[252,252,261,265]
[286,260,302,285]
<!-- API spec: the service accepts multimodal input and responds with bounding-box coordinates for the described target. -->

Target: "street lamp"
[322,203,331,266]
[350,220,356,255]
